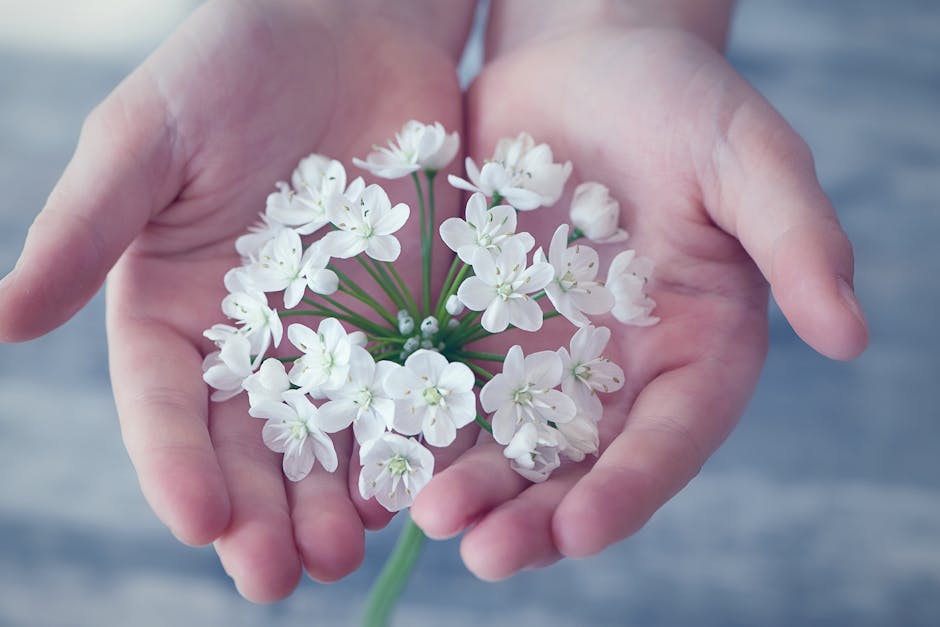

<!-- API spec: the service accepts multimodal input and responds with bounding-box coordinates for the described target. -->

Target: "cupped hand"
[411,22,868,579]
[0,0,472,601]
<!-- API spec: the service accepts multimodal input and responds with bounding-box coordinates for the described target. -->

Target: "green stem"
[567,227,584,244]
[386,262,419,318]
[454,350,505,363]
[354,256,407,314]
[434,255,463,319]
[367,335,408,345]
[313,296,394,337]
[282,307,390,336]
[411,172,430,317]
[331,265,398,327]
[361,516,426,627]
[368,256,411,313]
[475,414,493,434]
[425,170,438,319]
[489,191,503,208]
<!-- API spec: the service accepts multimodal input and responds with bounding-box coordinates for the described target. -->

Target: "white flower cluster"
[202,121,659,512]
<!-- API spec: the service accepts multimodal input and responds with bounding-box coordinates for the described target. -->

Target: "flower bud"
[398,314,415,335]
[420,316,439,337]
[445,295,465,316]
[569,182,629,243]
[403,336,420,353]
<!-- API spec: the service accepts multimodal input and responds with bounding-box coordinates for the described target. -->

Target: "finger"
[210,399,302,603]
[552,355,758,559]
[108,312,230,548]
[287,429,365,583]
[0,71,182,342]
[703,93,868,360]
[459,468,583,581]
[410,441,530,540]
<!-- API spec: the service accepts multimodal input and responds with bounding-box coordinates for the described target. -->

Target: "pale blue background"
[1,1,938,625]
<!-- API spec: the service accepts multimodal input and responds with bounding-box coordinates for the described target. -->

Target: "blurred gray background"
[1,1,938,626]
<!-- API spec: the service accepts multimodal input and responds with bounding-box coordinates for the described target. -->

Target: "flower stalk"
[361,516,427,627]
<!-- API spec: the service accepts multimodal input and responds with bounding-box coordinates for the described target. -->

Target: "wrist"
[487,0,734,58]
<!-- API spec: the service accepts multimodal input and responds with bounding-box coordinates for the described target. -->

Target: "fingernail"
[837,276,868,331]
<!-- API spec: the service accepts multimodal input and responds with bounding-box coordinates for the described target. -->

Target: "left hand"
[410,16,868,579]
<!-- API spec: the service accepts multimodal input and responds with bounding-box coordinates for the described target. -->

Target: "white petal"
[437,361,475,393]
[373,202,410,235]
[307,268,338,295]
[447,174,481,194]
[439,218,474,255]
[506,298,543,332]
[365,234,401,262]
[404,349,448,381]
[284,278,306,309]
[525,350,563,388]
[309,430,339,473]
[319,230,365,259]
[318,398,357,432]
[481,298,510,333]
[536,389,577,424]
[456,277,495,312]
[422,412,457,448]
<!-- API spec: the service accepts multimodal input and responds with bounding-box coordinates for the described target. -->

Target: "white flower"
[535,224,614,327]
[448,159,542,211]
[386,350,476,448]
[480,345,577,445]
[243,357,291,413]
[559,324,625,421]
[353,120,459,178]
[320,348,396,445]
[358,433,434,512]
[246,230,337,309]
[202,333,254,402]
[449,133,572,211]
[607,250,660,326]
[252,390,342,480]
[492,132,571,207]
[220,268,283,358]
[502,422,563,483]
[556,413,600,462]
[569,182,629,243]
[287,319,354,396]
[235,209,289,259]
[439,192,534,264]
[320,184,409,262]
[266,156,354,235]
[456,237,553,333]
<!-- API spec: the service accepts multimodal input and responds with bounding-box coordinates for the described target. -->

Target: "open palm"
[0,0,469,601]
[411,25,868,579]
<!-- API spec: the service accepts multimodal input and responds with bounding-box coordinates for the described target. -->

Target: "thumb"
[0,71,182,342]
[705,95,869,361]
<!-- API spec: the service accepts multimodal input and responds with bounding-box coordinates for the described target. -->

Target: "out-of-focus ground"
[1,1,938,625]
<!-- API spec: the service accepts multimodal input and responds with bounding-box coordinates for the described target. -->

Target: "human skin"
[0,0,476,602]
[409,0,868,580]
[0,0,867,601]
